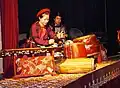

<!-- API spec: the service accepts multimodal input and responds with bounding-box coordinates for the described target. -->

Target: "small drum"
[85,44,100,55]
[64,42,87,58]
[73,34,100,55]
[73,34,99,45]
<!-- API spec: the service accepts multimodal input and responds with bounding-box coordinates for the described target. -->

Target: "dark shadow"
[68,28,83,40]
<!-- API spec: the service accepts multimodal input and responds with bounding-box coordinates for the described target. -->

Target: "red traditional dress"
[31,21,55,46]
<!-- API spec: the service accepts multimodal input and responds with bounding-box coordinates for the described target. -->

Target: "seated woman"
[30,8,56,47]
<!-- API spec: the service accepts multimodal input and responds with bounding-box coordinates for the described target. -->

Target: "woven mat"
[0,74,84,88]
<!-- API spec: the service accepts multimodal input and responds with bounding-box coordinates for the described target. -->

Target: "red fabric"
[36,8,50,17]
[1,0,19,77]
[15,56,54,77]
[31,21,55,46]
[1,0,19,49]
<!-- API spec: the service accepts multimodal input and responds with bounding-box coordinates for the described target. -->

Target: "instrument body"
[73,34,100,55]
[15,55,54,77]
[64,42,87,58]
[59,58,95,73]
[1,47,57,78]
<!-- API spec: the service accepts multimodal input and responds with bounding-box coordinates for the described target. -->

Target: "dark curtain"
[1,0,19,77]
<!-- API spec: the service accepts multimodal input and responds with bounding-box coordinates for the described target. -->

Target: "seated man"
[30,8,56,47]
[50,12,67,44]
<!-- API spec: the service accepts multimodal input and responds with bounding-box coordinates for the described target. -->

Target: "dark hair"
[54,12,62,19]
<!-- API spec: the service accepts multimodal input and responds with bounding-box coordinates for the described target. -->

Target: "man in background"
[50,12,67,44]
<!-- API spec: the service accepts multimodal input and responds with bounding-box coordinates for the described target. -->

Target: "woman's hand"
[49,39,55,44]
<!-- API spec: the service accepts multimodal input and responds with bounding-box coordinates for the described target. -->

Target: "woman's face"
[39,13,49,26]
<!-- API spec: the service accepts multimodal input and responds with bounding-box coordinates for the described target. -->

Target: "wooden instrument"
[73,34,99,45]
[0,47,63,57]
[15,55,55,77]
[1,47,62,78]
[59,58,95,73]
[73,34,100,55]
[64,43,87,58]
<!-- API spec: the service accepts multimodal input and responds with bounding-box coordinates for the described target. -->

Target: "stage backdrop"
[0,5,3,73]
[1,0,19,77]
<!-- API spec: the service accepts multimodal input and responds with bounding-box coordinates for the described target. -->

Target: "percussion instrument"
[73,34,100,55]
[64,42,87,58]
[73,34,99,45]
